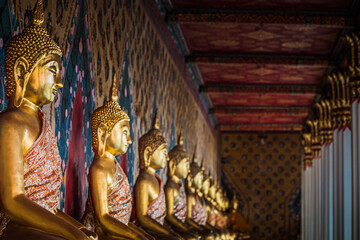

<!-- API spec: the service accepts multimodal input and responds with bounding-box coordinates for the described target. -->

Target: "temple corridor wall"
[221,132,301,240]
[0,0,217,218]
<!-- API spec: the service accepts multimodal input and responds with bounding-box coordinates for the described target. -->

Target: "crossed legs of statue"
[1,221,66,240]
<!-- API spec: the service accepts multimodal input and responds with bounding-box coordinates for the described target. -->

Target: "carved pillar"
[344,32,360,240]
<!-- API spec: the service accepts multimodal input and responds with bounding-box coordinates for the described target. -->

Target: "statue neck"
[171,175,181,184]
[18,98,40,117]
[102,151,116,162]
[145,166,156,175]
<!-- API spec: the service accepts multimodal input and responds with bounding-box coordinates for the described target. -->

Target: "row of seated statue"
[0,1,250,239]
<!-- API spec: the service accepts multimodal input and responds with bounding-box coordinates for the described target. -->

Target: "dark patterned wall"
[0,0,217,219]
[222,133,301,240]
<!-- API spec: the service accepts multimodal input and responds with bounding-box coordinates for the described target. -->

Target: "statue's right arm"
[90,165,148,240]
[185,195,203,231]
[165,186,188,232]
[135,178,173,235]
[0,118,89,240]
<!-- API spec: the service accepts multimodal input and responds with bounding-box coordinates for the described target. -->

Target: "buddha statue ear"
[14,57,30,108]
[97,123,109,157]
[143,146,152,169]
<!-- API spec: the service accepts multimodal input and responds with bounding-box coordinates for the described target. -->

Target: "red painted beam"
[219,123,303,132]
[168,11,348,28]
[200,84,321,94]
[186,55,330,67]
[209,106,311,115]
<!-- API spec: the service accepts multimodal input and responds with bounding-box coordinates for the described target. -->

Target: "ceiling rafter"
[167,10,351,27]
[200,84,321,94]
[219,123,303,132]
[185,54,331,67]
[209,106,311,115]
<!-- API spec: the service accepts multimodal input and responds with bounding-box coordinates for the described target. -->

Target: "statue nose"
[56,74,63,89]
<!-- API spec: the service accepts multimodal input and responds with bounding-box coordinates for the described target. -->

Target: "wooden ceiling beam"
[185,54,331,67]
[219,123,303,132]
[167,10,350,28]
[209,106,310,115]
[200,84,321,94]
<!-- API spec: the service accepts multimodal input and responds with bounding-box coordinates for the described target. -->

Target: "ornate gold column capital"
[301,133,313,167]
[327,71,351,128]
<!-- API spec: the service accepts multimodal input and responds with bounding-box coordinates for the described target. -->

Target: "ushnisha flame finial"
[111,73,119,102]
[33,0,44,26]
[191,150,197,164]
[152,110,160,130]
[178,130,184,146]
[200,157,205,171]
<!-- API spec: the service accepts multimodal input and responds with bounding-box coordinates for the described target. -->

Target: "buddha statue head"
[138,111,168,171]
[168,131,190,179]
[91,74,131,157]
[5,0,63,108]
[188,152,204,193]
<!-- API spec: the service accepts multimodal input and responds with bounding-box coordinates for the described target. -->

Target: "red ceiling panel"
[209,92,317,106]
[198,63,327,85]
[171,0,352,12]
[180,23,340,56]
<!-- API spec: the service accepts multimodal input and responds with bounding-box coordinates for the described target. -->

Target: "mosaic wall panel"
[222,133,301,240]
[0,0,217,220]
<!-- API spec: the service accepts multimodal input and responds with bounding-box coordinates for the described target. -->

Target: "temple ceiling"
[161,0,359,132]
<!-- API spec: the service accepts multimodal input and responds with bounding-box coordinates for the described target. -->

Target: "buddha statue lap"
[165,132,199,240]
[0,1,97,239]
[133,113,182,240]
[81,76,151,240]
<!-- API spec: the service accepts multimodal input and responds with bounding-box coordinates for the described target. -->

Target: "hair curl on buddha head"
[5,0,62,98]
[138,111,167,169]
[91,74,130,152]
[169,130,189,166]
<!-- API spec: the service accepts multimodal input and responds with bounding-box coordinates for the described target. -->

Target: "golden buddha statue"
[133,113,182,240]
[165,132,199,240]
[207,180,218,228]
[228,194,248,235]
[81,75,151,240]
[0,0,96,239]
[201,171,218,240]
[185,154,207,232]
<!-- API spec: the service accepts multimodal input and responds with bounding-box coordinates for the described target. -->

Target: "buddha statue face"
[147,143,169,170]
[174,157,190,179]
[22,53,62,106]
[193,171,203,190]
[209,183,217,200]
[104,120,132,156]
